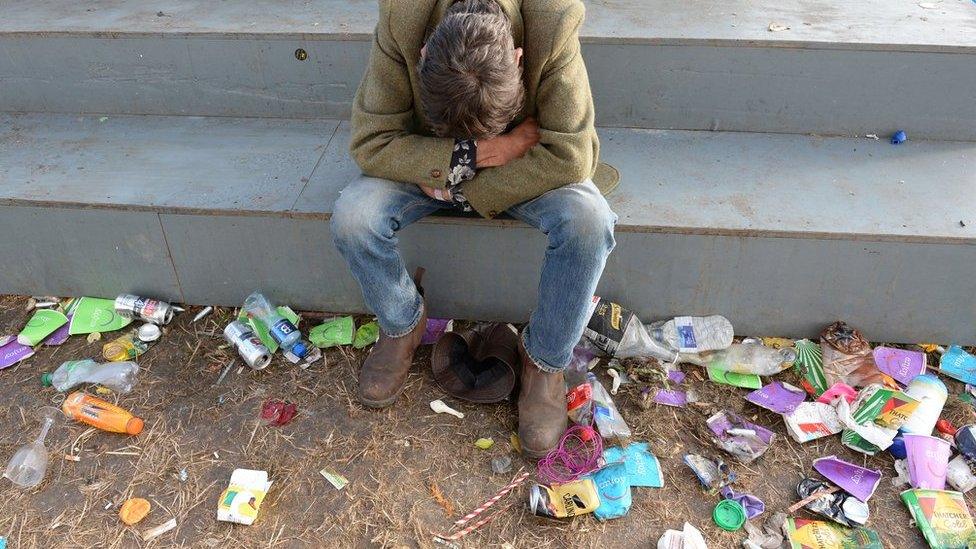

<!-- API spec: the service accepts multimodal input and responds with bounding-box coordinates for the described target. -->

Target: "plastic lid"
[713,499,747,531]
[126,417,145,435]
[40,373,53,387]
[291,341,309,359]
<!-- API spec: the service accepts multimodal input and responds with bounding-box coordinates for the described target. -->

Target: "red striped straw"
[433,471,530,542]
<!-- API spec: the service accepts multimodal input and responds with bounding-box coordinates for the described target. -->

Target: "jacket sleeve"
[462,2,598,217]
[349,0,456,188]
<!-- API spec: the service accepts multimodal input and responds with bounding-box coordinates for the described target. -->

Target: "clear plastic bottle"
[4,406,58,488]
[646,315,734,354]
[41,359,140,393]
[586,372,632,440]
[682,344,796,376]
[242,292,307,357]
[102,330,150,361]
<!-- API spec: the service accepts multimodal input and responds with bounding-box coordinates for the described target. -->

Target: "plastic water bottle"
[587,372,632,440]
[242,292,307,357]
[646,316,734,354]
[683,344,796,376]
[583,298,674,361]
[900,374,948,435]
[41,359,140,394]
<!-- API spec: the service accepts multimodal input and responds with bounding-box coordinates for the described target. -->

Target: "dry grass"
[0,295,968,548]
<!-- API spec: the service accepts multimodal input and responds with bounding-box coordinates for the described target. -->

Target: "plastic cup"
[946,455,976,493]
[904,433,952,490]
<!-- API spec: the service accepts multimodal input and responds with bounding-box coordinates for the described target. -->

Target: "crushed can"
[114,294,175,325]
[224,321,272,370]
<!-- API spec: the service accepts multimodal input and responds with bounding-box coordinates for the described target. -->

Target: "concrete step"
[2,112,974,343]
[3,0,976,139]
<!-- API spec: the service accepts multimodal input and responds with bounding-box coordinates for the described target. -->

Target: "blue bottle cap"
[291,341,309,359]
[891,130,907,144]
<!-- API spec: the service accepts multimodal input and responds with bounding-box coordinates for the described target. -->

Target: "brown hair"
[418,0,524,139]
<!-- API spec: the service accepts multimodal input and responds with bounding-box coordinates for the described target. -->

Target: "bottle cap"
[41,373,53,387]
[713,499,746,531]
[126,417,145,436]
[291,341,309,359]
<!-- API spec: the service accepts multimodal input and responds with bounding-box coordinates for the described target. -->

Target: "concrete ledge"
[3,1,976,138]
[1,112,974,342]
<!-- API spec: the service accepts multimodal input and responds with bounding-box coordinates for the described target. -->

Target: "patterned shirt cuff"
[446,139,477,212]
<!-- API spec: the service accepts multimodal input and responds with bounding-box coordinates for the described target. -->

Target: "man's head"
[418,0,524,140]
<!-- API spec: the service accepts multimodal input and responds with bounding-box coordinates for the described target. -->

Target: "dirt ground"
[0,294,973,548]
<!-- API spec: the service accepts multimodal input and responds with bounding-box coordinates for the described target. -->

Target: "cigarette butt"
[64,454,81,462]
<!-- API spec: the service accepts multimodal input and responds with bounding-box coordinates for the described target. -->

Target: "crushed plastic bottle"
[681,344,796,376]
[102,330,150,361]
[646,315,734,354]
[3,406,58,488]
[582,298,674,361]
[587,372,632,441]
[41,359,140,394]
[243,292,307,358]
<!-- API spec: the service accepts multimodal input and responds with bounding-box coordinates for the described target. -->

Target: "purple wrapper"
[654,389,687,407]
[721,487,765,519]
[746,381,807,414]
[421,318,451,345]
[0,337,35,369]
[873,346,926,385]
[812,455,882,502]
[668,370,687,384]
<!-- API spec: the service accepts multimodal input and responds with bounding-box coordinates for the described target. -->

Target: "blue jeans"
[331,176,617,372]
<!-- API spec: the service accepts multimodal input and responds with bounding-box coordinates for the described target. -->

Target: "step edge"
[2,30,975,55]
[3,197,972,246]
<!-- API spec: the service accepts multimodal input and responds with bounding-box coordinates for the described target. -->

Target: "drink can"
[224,321,272,370]
[114,294,175,325]
[956,424,976,459]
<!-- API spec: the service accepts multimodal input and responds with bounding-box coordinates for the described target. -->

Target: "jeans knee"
[552,191,617,254]
[331,186,379,252]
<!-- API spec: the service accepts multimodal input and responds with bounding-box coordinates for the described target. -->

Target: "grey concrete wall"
[3,36,976,139]
[3,204,973,344]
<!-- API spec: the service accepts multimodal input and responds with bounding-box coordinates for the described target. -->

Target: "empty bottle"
[41,359,140,394]
[102,330,150,362]
[4,406,59,488]
[242,292,307,357]
[682,344,796,376]
[62,392,144,435]
[583,298,674,361]
[587,372,632,440]
[646,315,734,354]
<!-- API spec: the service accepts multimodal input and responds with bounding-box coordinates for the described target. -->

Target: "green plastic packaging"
[309,317,355,348]
[901,488,976,549]
[67,297,132,335]
[793,339,828,396]
[18,309,69,346]
[707,366,761,389]
[353,321,380,349]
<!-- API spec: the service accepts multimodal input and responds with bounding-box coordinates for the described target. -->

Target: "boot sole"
[358,383,407,409]
[520,442,554,460]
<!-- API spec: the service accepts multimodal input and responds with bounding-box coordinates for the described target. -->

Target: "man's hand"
[420,185,452,201]
[476,117,540,169]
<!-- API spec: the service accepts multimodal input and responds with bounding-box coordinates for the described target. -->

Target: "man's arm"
[349,0,456,189]
[462,2,598,217]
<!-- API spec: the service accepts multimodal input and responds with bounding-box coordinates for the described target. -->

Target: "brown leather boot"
[358,269,428,409]
[517,340,568,458]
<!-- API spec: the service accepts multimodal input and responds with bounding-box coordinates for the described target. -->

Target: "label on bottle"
[675,316,698,352]
[583,297,635,357]
[269,318,298,345]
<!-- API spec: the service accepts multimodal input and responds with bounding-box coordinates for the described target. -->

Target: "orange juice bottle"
[62,392,144,435]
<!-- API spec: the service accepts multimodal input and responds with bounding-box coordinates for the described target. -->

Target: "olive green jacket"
[349,0,619,218]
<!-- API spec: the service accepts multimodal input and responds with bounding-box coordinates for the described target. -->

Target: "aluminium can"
[224,321,272,370]
[114,294,175,325]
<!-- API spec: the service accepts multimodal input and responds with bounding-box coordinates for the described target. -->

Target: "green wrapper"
[309,317,355,348]
[793,339,828,396]
[353,321,380,349]
[785,517,882,549]
[901,489,976,549]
